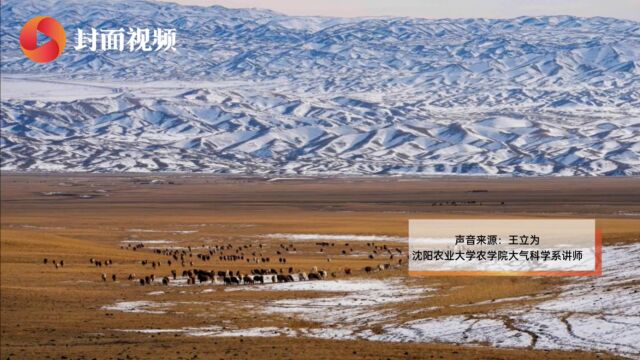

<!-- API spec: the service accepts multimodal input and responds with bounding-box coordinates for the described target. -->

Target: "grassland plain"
[1,174,639,359]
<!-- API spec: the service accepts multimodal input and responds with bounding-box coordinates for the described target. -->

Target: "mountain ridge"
[1,0,639,175]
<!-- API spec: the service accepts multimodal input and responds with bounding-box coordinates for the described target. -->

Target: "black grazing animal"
[364,266,373,273]
[139,278,145,286]
[224,276,240,285]
[243,275,254,284]
[253,275,264,284]
[197,273,210,283]
[344,268,352,275]
[171,269,177,279]
[308,273,321,280]
[162,277,169,286]
[112,274,116,282]
[43,258,48,264]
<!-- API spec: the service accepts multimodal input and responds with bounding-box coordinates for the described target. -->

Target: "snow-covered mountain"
[1,0,639,175]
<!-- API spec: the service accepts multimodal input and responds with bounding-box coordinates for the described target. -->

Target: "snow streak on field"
[1,0,639,175]
[370,244,640,357]
[232,278,431,328]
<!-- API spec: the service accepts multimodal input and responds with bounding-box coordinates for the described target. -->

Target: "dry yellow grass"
[2,174,638,359]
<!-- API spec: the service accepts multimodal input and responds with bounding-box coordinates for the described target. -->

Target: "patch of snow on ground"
[190,327,296,337]
[101,301,175,314]
[128,228,198,234]
[262,233,406,242]
[233,278,432,327]
[118,326,296,337]
[121,240,173,244]
[368,244,640,357]
[370,316,530,348]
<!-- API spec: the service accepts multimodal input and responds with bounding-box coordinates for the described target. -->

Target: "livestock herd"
[43,238,406,287]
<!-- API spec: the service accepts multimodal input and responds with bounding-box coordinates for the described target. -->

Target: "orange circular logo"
[19,16,66,63]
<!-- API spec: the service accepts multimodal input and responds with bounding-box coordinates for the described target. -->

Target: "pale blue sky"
[158,0,639,20]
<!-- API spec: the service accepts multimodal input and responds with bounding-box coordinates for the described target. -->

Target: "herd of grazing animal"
[128,259,396,287]
[90,258,113,267]
[140,267,334,286]
[43,239,406,286]
[43,258,64,269]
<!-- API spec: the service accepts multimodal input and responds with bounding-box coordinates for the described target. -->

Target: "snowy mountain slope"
[1,0,639,175]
